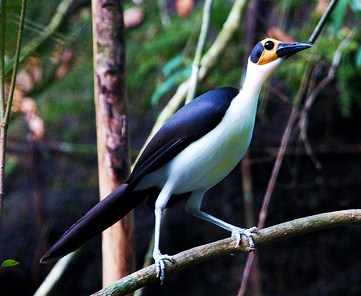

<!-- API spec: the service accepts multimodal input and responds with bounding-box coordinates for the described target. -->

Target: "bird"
[41,38,311,282]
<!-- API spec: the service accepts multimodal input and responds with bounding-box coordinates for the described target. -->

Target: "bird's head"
[244,38,311,90]
[250,38,312,65]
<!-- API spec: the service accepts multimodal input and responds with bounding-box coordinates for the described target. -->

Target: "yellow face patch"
[257,38,282,65]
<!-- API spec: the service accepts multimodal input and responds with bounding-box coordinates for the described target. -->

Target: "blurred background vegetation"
[1,0,361,295]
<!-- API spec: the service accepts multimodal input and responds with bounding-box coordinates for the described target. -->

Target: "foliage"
[0,259,20,268]
[326,0,361,117]
[151,54,191,106]
[336,43,361,117]
[126,7,199,110]
[272,1,361,117]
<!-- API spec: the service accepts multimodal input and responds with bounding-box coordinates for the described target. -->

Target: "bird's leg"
[186,190,259,250]
[153,185,175,284]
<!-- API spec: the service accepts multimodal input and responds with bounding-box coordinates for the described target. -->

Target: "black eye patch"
[250,42,264,63]
[264,40,274,50]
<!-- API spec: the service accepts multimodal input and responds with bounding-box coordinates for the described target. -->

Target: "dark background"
[1,1,361,295]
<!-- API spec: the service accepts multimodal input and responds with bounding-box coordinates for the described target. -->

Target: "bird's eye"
[264,41,274,50]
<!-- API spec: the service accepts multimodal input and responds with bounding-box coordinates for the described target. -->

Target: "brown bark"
[92,0,134,287]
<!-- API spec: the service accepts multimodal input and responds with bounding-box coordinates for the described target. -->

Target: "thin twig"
[309,0,339,44]
[300,28,356,139]
[0,0,27,244]
[157,0,170,27]
[0,0,6,116]
[92,210,361,296]
[3,1,27,124]
[263,143,361,158]
[298,28,355,169]
[33,252,79,296]
[185,0,213,104]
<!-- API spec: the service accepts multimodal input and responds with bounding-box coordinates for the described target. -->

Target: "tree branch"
[308,0,339,44]
[185,0,213,104]
[92,210,361,296]
[298,27,356,169]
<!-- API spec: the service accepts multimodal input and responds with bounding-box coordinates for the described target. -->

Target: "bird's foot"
[153,251,175,284]
[231,226,259,251]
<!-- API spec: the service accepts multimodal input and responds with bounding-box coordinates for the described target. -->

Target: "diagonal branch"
[92,210,361,296]
[298,27,357,164]
[308,0,339,44]
[33,251,79,296]
[185,0,213,104]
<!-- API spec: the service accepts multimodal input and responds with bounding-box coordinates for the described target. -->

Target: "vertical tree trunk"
[91,0,134,287]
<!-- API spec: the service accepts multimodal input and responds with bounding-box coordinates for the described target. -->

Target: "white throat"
[226,57,282,128]
[242,57,282,94]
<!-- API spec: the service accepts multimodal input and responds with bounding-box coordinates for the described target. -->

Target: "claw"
[153,252,174,284]
[231,226,259,251]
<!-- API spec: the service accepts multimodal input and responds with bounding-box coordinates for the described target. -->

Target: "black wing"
[129,87,239,186]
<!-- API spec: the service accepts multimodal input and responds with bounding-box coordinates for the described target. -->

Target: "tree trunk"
[91,0,134,287]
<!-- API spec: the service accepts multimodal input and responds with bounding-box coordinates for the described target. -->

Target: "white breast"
[135,90,259,194]
[167,92,258,193]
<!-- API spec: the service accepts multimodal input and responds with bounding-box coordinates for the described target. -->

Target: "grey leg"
[186,189,258,249]
[153,183,174,283]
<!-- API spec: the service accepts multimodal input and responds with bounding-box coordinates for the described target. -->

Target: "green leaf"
[162,54,185,77]
[5,156,18,176]
[151,66,191,105]
[1,259,20,268]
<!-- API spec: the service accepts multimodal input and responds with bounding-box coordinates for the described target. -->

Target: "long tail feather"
[40,184,144,263]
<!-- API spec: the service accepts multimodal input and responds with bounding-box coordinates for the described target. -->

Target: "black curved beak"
[276,42,312,59]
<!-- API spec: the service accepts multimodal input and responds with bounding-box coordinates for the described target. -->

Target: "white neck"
[225,58,281,120]
[242,58,282,95]
[216,57,283,148]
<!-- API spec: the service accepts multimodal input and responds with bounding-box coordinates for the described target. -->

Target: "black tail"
[40,184,145,263]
